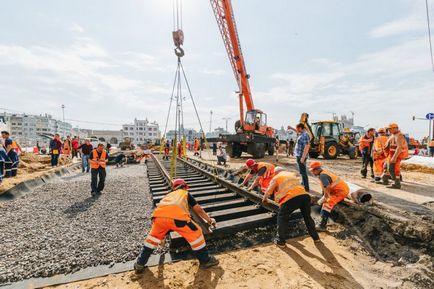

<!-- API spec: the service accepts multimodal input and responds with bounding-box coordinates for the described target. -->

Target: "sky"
[0,0,433,138]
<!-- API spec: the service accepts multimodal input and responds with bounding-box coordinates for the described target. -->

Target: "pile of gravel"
[0,165,153,285]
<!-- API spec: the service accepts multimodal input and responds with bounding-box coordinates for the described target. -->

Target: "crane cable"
[426,0,434,72]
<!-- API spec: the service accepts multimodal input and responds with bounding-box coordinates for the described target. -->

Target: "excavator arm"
[210,0,254,126]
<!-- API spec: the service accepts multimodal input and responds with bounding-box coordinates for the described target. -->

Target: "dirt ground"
[48,233,427,289]
[46,150,433,289]
[0,153,72,193]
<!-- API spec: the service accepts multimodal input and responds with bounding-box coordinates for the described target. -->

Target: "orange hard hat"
[377,127,386,133]
[172,179,189,190]
[388,123,399,129]
[246,159,256,168]
[309,161,322,171]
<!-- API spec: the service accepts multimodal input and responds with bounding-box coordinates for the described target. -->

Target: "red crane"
[209,0,275,158]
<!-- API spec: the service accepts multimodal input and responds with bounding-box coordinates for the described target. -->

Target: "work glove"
[208,218,217,229]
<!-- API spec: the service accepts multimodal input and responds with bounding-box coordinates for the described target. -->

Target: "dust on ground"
[0,153,72,193]
[47,234,429,289]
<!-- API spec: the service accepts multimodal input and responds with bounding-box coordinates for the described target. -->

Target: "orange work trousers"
[143,217,206,251]
[322,192,348,213]
[373,157,386,178]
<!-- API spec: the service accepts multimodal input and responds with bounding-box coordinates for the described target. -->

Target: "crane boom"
[210,0,254,125]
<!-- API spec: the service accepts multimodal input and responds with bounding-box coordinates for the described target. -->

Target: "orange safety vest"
[358,135,372,153]
[319,170,349,197]
[373,135,388,160]
[255,162,275,179]
[386,132,408,159]
[90,149,107,169]
[194,140,200,151]
[255,162,275,192]
[271,172,306,206]
[429,140,434,148]
[152,189,191,221]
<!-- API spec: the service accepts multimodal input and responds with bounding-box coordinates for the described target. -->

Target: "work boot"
[199,256,219,269]
[134,261,145,274]
[382,174,390,185]
[274,238,286,248]
[316,216,328,232]
[360,169,367,178]
[388,179,401,189]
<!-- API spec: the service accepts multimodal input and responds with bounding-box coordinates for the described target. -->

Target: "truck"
[207,0,275,159]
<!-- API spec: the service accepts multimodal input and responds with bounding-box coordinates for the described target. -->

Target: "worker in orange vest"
[89,143,108,196]
[134,179,219,273]
[358,128,375,179]
[241,159,275,192]
[372,128,388,183]
[63,136,72,156]
[309,161,350,231]
[383,123,408,189]
[193,138,200,156]
[263,167,320,246]
[163,141,170,160]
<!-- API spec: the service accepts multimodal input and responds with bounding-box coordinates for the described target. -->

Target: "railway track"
[147,154,305,251]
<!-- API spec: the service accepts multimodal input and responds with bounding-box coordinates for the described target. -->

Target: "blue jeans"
[82,154,90,172]
[296,156,309,192]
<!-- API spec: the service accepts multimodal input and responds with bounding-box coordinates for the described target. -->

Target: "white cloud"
[369,16,426,38]
[254,36,434,138]
[70,23,85,33]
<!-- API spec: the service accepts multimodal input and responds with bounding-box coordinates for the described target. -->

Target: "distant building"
[275,126,296,140]
[122,118,161,144]
[333,114,354,129]
[165,127,202,142]
[0,112,72,147]
[206,127,227,138]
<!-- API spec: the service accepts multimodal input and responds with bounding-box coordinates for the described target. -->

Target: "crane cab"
[242,109,270,135]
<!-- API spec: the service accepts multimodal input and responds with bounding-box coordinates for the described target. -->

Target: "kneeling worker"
[309,161,350,231]
[241,159,275,192]
[134,179,218,273]
[262,167,320,246]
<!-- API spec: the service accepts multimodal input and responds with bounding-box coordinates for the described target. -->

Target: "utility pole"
[209,110,213,133]
[222,117,231,133]
[61,104,65,136]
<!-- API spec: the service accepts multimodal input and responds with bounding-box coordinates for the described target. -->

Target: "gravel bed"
[0,165,153,285]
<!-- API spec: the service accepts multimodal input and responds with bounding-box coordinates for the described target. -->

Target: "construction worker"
[262,167,320,246]
[63,136,72,156]
[177,141,183,158]
[372,128,388,183]
[49,134,62,167]
[0,146,6,184]
[134,179,219,273]
[1,131,19,177]
[241,159,275,192]
[383,123,408,189]
[287,123,311,192]
[193,138,200,156]
[309,161,350,231]
[163,141,170,160]
[89,143,108,196]
[429,138,434,157]
[359,128,375,179]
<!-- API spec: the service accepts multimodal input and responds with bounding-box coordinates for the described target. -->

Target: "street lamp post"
[209,110,213,133]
